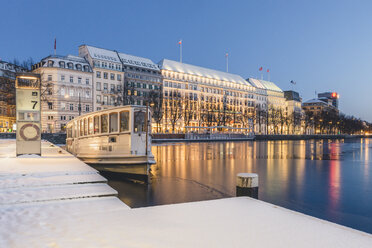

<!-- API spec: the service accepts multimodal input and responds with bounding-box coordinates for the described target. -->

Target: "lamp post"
[78,93,81,116]
[145,102,154,156]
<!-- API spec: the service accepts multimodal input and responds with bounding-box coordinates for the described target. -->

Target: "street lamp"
[145,102,155,156]
[78,93,81,116]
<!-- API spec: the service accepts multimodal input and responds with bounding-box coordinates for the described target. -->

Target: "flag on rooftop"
[259,67,263,71]
[178,40,182,45]
[290,80,296,85]
[267,69,269,73]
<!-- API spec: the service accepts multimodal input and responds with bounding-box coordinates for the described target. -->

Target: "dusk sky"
[1,0,372,121]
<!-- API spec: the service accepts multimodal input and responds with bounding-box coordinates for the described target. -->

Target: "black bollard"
[236,173,258,199]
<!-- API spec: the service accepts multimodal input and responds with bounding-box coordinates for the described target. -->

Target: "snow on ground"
[1,139,371,247]
[0,197,371,248]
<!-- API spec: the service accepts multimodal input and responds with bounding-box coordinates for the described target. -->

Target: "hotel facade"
[158,59,258,134]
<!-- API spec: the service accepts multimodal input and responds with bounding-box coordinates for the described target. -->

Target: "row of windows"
[52,75,91,85]
[96,95,119,105]
[47,115,75,121]
[96,82,121,92]
[67,111,145,138]
[93,60,122,71]
[126,73,161,82]
[47,60,90,72]
[45,102,90,112]
[60,88,91,98]
[96,71,122,81]
[125,82,159,90]
[126,90,154,97]
[60,102,90,112]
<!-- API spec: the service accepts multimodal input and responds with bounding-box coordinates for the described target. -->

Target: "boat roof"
[66,105,147,124]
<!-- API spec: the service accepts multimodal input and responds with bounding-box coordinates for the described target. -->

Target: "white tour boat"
[66,105,155,177]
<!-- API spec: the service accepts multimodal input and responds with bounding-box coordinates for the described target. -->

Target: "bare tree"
[168,90,182,133]
[182,94,193,129]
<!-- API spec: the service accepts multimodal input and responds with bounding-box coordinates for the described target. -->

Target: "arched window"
[67,62,73,69]
[47,60,54,67]
[76,64,82,71]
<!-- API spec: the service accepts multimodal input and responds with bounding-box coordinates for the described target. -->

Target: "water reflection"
[106,138,372,234]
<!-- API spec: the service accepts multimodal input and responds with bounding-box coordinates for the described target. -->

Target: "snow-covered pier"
[1,139,372,247]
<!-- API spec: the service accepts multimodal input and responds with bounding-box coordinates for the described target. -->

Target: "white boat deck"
[0,139,371,247]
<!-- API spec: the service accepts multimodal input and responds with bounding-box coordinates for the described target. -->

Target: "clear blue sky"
[1,0,371,121]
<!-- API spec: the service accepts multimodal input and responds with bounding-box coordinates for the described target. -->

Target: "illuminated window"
[101,114,108,133]
[120,111,129,132]
[109,113,118,132]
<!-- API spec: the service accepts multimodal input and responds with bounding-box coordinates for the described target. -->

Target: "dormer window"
[76,64,82,71]
[67,62,73,69]
[83,65,89,72]
[47,60,54,67]
[59,61,65,68]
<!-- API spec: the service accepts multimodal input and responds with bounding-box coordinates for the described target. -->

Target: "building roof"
[158,59,252,86]
[82,45,121,63]
[41,55,89,64]
[118,53,159,71]
[247,78,283,92]
[81,45,159,70]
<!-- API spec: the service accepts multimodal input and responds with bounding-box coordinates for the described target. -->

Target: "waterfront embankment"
[152,133,371,143]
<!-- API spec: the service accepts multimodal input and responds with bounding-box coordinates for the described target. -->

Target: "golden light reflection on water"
[328,143,341,209]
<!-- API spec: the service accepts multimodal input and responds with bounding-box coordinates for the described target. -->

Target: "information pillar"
[15,73,41,156]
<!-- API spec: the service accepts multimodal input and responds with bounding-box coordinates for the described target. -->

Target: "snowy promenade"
[1,140,372,247]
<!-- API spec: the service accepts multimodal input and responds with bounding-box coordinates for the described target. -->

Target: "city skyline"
[1,0,372,121]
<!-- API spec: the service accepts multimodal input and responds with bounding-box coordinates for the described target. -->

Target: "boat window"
[109,113,118,132]
[120,111,129,132]
[94,116,99,134]
[80,119,84,136]
[133,111,145,133]
[84,118,88,136]
[67,126,72,138]
[88,117,93,135]
[101,114,108,133]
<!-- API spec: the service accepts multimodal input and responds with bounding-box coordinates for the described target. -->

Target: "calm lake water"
[106,138,372,234]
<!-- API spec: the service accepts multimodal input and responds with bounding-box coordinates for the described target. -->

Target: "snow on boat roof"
[159,59,253,86]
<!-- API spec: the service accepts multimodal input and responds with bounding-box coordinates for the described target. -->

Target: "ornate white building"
[158,59,257,133]
[32,55,93,133]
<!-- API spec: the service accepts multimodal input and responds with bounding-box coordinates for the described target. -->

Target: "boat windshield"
[133,111,145,133]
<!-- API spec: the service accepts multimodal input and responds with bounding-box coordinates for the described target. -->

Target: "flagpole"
[226,52,229,72]
[179,39,182,63]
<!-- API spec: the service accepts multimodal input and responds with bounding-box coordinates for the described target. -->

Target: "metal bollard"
[236,173,258,199]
